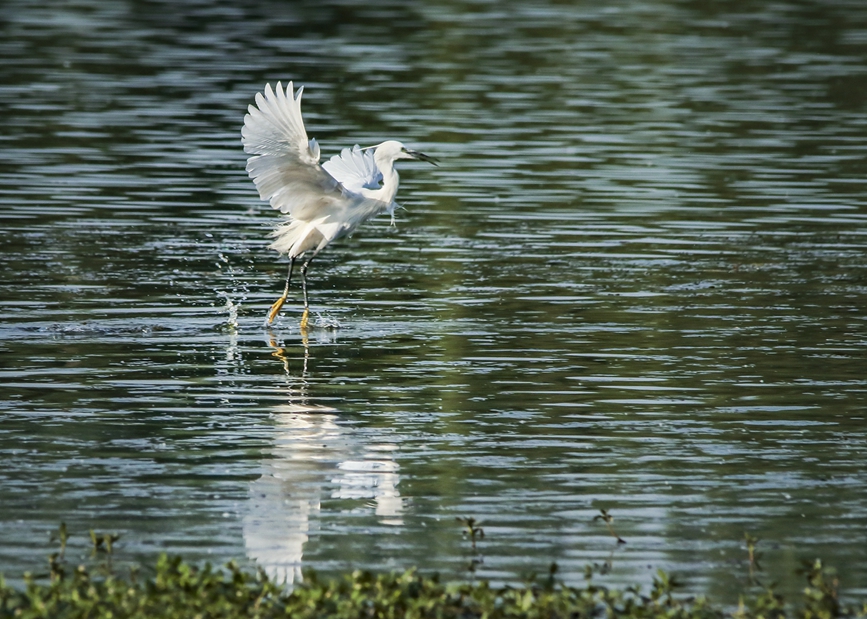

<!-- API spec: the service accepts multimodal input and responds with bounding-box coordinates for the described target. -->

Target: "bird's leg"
[266,258,295,325]
[299,257,313,330]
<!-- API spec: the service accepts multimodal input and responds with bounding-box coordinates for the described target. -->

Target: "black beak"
[407,150,439,166]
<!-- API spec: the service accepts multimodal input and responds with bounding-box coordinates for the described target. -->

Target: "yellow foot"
[300,307,310,330]
[266,295,287,325]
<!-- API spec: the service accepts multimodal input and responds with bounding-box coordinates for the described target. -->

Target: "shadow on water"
[244,333,404,585]
[0,0,866,604]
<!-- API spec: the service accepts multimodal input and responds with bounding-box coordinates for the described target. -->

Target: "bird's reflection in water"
[243,330,403,585]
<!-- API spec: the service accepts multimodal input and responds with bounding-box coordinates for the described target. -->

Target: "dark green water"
[1,0,866,602]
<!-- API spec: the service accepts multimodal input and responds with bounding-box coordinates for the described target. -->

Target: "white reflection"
[243,331,403,585]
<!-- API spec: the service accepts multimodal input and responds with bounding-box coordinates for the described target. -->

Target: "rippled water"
[2,0,866,602]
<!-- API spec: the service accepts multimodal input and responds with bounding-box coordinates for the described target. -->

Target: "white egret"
[241,81,437,328]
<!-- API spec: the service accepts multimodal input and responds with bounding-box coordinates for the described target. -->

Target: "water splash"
[219,293,240,331]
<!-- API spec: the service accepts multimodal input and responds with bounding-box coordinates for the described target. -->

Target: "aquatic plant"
[1,524,865,619]
[595,508,627,544]
[2,552,865,619]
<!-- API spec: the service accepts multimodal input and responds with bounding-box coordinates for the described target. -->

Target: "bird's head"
[369,140,438,166]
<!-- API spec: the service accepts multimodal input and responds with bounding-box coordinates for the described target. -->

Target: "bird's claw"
[267,295,288,325]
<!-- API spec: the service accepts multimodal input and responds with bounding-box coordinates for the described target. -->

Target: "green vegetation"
[1,524,865,619]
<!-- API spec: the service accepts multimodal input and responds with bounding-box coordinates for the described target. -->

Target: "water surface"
[1,0,866,602]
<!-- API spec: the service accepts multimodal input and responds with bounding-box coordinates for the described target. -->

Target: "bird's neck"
[361,161,399,205]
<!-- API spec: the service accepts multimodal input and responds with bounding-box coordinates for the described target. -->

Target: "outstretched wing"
[242,81,342,218]
[322,145,383,194]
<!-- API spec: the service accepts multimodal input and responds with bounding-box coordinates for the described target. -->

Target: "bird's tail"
[269,219,317,257]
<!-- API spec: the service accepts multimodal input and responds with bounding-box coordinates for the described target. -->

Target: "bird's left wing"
[322,145,383,195]
[242,81,344,218]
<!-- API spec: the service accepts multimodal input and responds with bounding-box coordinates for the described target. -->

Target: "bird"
[241,81,437,328]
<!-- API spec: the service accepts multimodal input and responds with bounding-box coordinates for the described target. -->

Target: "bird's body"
[241,82,436,327]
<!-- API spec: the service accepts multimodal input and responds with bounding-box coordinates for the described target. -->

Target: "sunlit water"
[1,0,866,603]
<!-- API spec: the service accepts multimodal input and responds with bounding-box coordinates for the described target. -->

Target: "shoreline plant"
[1,524,864,619]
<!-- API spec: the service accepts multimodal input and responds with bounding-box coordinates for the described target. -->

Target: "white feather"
[322,145,383,194]
[242,83,435,262]
[242,81,342,219]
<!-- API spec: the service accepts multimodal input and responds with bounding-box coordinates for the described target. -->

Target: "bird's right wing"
[242,81,343,218]
[322,145,383,194]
